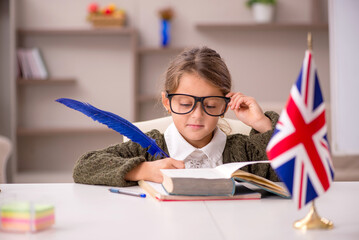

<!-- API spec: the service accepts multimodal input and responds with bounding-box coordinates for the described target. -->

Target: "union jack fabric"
[266,50,335,209]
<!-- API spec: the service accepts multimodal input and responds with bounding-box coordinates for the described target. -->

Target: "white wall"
[329,0,359,155]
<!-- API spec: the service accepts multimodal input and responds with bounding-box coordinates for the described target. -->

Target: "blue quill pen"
[56,98,169,158]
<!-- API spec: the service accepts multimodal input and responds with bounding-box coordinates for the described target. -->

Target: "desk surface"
[0,182,358,240]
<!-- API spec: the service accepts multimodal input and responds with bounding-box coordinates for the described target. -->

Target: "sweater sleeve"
[246,111,280,181]
[223,111,280,182]
[73,129,166,187]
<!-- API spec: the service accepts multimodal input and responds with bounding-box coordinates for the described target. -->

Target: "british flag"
[266,50,335,209]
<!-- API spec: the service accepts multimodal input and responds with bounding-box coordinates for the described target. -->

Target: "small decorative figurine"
[158,8,174,47]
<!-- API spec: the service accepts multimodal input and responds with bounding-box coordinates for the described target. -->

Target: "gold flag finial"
[307,32,312,51]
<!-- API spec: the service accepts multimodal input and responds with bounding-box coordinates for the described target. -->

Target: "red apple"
[88,3,99,13]
[104,8,112,15]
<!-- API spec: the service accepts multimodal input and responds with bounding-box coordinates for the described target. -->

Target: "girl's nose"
[191,102,204,117]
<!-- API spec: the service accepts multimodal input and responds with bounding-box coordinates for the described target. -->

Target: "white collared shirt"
[164,123,227,168]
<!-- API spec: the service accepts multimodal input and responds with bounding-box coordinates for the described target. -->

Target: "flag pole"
[292,32,334,230]
[293,200,334,230]
[307,32,312,52]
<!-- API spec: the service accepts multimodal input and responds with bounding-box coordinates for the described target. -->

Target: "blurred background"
[0,0,358,183]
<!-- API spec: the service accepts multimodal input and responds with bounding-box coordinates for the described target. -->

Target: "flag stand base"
[293,201,334,230]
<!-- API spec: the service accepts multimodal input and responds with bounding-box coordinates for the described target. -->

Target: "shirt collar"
[164,123,227,162]
[201,127,227,162]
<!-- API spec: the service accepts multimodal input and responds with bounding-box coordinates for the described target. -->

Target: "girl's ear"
[161,92,170,113]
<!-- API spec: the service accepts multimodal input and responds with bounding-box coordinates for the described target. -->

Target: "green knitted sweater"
[73,111,280,187]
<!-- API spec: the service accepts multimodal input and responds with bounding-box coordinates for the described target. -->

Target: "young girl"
[73,47,279,187]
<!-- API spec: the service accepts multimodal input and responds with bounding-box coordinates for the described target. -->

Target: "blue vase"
[161,19,170,47]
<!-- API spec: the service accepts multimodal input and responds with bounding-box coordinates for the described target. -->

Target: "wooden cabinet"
[16,27,137,131]
[14,28,137,181]
[11,26,187,181]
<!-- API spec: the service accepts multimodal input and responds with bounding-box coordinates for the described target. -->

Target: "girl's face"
[162,72,225,148]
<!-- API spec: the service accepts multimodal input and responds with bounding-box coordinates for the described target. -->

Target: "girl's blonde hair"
[163,46,233,134]
[164,46,232,95]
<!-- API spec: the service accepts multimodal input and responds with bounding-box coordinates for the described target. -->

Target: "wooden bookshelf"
[196,23,328,31]
[12,25,138,181]
[3,0,332,183]
[17,78,77,85]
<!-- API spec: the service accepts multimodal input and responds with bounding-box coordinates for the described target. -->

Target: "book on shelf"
[138,180,261,201]
[25,49,39,78]
[16,49,31,79]
[31,48,49,79]
[160,161,291,198]
[16,48,48,80]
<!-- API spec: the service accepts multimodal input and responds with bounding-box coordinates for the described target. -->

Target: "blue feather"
[56,98,169,158]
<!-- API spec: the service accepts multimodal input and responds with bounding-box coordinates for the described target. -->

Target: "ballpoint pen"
[109,188,146,198]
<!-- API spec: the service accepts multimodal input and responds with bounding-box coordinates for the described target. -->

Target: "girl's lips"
[187,124,204,129]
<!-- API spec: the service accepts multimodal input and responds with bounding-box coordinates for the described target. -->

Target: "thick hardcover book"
[160,161,290,198]
[138,180,261,201]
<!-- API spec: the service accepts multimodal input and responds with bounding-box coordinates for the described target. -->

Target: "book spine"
[26,49,41,79]
[17,49,31,79]
[16,50,24,79]
[32,48,48,79]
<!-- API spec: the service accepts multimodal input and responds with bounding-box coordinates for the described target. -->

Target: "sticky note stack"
[0,202,55,232]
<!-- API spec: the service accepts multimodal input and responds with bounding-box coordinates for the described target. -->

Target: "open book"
[138,180,261,201]
[160,161,290,198]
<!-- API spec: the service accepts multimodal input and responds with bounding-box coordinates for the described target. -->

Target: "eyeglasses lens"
[170,95,227,116]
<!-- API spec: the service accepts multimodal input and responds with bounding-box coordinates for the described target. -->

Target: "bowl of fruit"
[87,3,126,27]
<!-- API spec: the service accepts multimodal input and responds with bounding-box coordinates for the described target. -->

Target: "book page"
[146,181,168,195]
[215,160,270,178]
[160,168,224,179]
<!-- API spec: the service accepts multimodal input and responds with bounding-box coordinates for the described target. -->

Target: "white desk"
[0,182,358,240]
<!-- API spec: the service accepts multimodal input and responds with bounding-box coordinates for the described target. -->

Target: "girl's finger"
[233,95,246,109]
[227,92,243,102]
[171,159,185,169]
[229,93,243,108]
[226,92,235,98]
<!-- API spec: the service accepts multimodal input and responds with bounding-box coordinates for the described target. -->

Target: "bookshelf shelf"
[137,94,159,103]
[137,47,186,54]
[17,127,114,137]
[17,27,136,36]
[195,23,328,31]
[17,78,77,85]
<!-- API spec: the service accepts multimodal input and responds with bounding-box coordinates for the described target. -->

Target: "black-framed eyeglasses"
[166,93,230,117]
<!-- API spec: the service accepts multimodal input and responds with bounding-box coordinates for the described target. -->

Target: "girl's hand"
[125,158,185,183]
[226,92,272,133]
